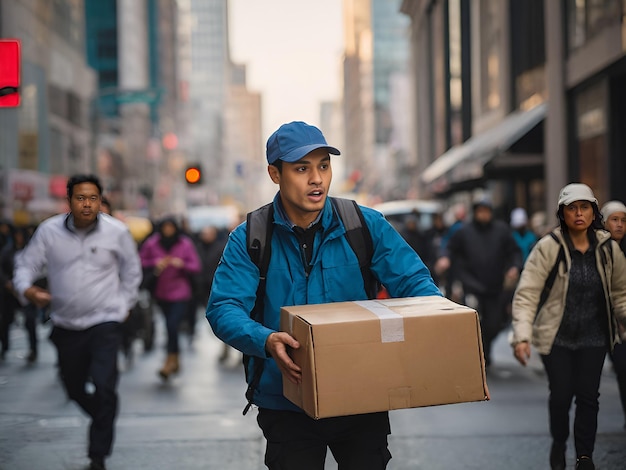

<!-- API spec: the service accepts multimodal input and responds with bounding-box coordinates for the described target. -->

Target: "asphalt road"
[1,308,625,469]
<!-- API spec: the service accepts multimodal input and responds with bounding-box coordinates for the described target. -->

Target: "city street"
[1,307,625,470]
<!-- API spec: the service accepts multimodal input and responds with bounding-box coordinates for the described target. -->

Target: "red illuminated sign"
[0,39,21,108]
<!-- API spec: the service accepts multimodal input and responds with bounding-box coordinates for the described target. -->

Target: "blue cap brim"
[270,144,340,164]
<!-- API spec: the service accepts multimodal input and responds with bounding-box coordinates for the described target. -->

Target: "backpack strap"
[242,203,274,415]
[536,232,565,314]
[246,202,274,281]
[330,197,378,299]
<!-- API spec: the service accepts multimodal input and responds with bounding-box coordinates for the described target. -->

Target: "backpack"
[241,197,378,415]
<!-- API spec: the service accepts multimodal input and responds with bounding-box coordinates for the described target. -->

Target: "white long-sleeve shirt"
[14,213,142,330]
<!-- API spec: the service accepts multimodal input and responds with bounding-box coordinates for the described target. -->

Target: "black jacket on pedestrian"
[447,219,522,296]
[192,231,227,305]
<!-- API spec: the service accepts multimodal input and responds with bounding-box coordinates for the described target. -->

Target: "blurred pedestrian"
[531,210,551,237]
[511,184,626,470]
[510,207,538,264]
[189,225,227,354]
[399,211,436,274]
[13,174,142,470]
[600,200,626,428]
[447,197,522,367]
[425,211,448,288]
[0,222,16,360]
[139,216,201,380]
[0,226,41,362]
[440,203,466,253]
[100,196,112,215]
[206,120,441,470]
[435,203,467,300]
[0,219,13,251]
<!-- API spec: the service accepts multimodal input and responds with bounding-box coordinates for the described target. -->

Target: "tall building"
[320,100,347,196]
[85,0,184,215]
[402,0,626,216]
[222,62,262,212]
[343,0,413,201]
[187,0,230,204]
[0,0,96,224]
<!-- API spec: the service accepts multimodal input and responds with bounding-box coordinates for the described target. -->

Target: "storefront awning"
[421,102,547,186]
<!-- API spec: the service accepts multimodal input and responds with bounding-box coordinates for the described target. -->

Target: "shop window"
[567,0,622,51]
[479,0,501,112]
[575,80,608,203]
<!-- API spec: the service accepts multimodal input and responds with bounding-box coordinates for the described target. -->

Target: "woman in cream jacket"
[511,183,626,470]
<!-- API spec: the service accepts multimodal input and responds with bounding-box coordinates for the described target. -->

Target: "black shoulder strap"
[536,232,565,313]
[242,203,274,416]
[330,197,378,299]
[246,202,274,285]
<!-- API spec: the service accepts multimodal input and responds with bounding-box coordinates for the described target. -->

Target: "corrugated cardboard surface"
[280,296,490,419]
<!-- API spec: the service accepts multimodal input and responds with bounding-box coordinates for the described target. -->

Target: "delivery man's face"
[269,148,332,228]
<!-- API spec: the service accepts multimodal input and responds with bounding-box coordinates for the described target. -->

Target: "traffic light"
[0,39,21,108]
[184,165,202,185]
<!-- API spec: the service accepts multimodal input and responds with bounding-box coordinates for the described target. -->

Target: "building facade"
[222,62,262,212]
[343,0,414,202]
[402,0,626,220]
[187,0,229,205]
[85,0,187,216]
[0,0,96,224]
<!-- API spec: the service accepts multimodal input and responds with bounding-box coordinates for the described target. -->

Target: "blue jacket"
[206,195,441,411]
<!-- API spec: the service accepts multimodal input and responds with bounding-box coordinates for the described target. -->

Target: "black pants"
[609,342,626,422]
[0,308,13,355]
[0,303,38,355]
[23,304,38,354]
[156,300,187,353]
[541,345,606,458]
[50,322,122,460]
[476,294,505,366]
[257,409,391,470]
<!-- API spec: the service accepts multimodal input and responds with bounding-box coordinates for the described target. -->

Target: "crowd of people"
[0,175,231,470]
[2,126,626,470]
[394,184,626,470]
[0,221,42,362]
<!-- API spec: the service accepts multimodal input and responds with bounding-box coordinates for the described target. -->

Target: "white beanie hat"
[510,208,528,228]
[557,183,598,207]
[601,200,626,221]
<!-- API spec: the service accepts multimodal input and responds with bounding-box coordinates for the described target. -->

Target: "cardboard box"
[280,296,489,419]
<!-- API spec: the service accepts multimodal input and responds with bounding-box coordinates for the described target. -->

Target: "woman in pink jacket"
[140,217,201,380]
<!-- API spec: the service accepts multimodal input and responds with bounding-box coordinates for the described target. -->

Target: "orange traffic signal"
[185,166,202,185]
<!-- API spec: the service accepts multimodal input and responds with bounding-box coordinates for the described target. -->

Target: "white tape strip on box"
[354,300,405,343]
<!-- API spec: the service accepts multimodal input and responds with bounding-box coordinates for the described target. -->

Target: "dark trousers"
[185,294,203,338]
[0,303,38,355]
[476,294,505,366]
[257,409,391,470]
[156,300,187,353]
[50,322,122,459]
[609,342,626,422]
[23,304,38,353]
[0,308,13,354]
[541,345,606,458]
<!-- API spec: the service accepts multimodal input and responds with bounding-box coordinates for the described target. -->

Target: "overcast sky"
[229,0,344,140]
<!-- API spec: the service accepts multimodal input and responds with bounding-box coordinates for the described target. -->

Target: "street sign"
[0,39,21,108]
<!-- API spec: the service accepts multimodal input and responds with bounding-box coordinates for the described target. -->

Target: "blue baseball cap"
[266,121,340,164]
